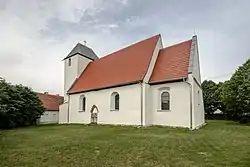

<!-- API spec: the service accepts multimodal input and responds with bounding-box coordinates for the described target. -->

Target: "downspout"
[67,94,70,124]
[140,81,143,126]
[183,78,193,129]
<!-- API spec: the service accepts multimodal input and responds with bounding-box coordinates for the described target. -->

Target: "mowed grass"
[1,121,250,167]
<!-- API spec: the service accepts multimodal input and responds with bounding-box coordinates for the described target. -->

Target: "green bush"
[221,59,250,120]
[0,79,45,129]
[239,116,250,124]
[202,58,250,123]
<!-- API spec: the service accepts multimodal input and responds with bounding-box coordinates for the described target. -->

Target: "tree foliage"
[202,58,250,122]
[221,59,250,119]
[0,79,45,129]
[201,80,221,115]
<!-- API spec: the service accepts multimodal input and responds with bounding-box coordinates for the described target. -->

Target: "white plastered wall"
[142,36,163,126]
[64,54,92,100]
[59,102,68,124]
[191,76,205,128]
[188,36,201,85]
[143,83,153,125]
[40,111,59,124]
[150,82,191,128]
[68,84,142,125]
[77,55,92,77]
[188,36,205,129]
[61,54,92,123]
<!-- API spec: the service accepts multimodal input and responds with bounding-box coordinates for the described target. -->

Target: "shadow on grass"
[224,121,250,126]
[207,119,250,126]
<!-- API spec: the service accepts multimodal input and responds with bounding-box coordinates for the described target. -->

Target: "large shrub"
[0,79,45,129]
[221,59,250,120]
[201,80,221,115]
[202,58,250,123]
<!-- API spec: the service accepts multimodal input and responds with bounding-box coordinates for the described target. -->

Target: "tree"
[201,80,222,115]
[0,79,45,129]
[221,59,250,119]
[214,82,225,111]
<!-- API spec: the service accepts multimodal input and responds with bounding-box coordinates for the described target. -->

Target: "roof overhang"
[68,80,141,95]
[62,53,96,61]
[149,78,186,85]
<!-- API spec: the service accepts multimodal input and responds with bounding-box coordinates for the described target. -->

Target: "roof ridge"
[77,42,95,51]
[94,34,160,62]
[162,39,192,50]
[36,92,63,98]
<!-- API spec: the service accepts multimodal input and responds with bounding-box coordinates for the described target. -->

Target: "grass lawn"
[1,120,250,167]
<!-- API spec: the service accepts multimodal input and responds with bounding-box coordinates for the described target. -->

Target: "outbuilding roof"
[37,93,64,111]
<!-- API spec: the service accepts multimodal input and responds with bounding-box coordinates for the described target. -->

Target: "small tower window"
[68,58,71,66]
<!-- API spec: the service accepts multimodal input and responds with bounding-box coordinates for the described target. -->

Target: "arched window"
[79,95,86,112]
[161,91,170,110]
[110,92,119,111]
[115,94,119,110]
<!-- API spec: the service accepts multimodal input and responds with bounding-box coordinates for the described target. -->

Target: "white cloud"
[0,0,249,96]
[107,24,119,28]
[0,0,101,95]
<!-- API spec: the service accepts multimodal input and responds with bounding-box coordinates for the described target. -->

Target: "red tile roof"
[37,93,64,111]
[149,40,192,83]
[69,34,160,94]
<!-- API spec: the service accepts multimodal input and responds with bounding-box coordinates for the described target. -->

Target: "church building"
[59,34,205,129]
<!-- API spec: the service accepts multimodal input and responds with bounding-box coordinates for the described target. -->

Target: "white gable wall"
[150,82,191,128]
[188,36,201,85]
[68,84,142,125]
[77,55,92,78]
[188,36,205,129]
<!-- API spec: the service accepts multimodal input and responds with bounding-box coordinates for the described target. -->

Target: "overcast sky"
[0,0,249,95]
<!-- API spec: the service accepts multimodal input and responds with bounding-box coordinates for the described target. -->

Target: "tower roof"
[63,43,98,60]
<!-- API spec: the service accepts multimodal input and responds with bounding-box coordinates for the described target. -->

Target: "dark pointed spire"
[63,43,98,60]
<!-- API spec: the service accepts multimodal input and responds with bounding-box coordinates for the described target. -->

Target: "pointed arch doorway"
[90,105,99,124]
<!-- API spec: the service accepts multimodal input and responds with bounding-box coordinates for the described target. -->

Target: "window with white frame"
[79,95,86,112]
[110,92,119,111]
[157,87,170,111]
[161,91,170,110]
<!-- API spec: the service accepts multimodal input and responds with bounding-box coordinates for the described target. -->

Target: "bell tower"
[63,43,98,100]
